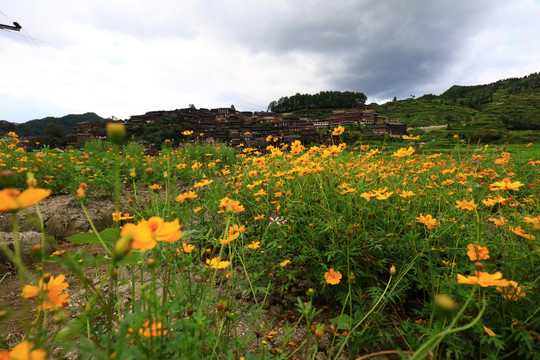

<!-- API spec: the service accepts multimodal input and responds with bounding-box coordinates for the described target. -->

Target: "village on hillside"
[64,106,405,152]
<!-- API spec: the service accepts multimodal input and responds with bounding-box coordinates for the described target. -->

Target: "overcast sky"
[1,0,539,123]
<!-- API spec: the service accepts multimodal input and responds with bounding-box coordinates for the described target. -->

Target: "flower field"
[1,128,539,359]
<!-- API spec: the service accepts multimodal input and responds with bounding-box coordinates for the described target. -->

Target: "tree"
[45,123,66,139]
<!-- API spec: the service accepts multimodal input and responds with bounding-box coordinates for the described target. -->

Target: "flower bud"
[114,236,132,260]
[0,170,16,188]
[146,258,156,268]
[145,167,155,176]
[473,262,484,270]
[0,310,8,321]
[311,323,325,338]
[42,273,52,284]
[163,139,172,148]
[106,122,126,144]
[216,300,228,312]
[434,294,457,312]
[389,265,397,275]
[31,244,43,254]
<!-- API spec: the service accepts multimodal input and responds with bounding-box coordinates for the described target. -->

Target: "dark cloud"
[220,0,496,100]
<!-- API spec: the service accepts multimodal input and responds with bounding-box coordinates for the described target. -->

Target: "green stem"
[410,287,483,360]
[333,275,393,360]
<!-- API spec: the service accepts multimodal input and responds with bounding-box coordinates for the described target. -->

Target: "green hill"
[0,113,106,137]
[374,73,540,142]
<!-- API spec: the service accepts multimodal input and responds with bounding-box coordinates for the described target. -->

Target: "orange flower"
[509,226,536,241]
[121,222,155,251]
[127,319,168,339]
[149,184,162,191]
[497,280,526,301]
[466,244,489,261]
[0,188,51,212]
[22,274,70,311]
[181,242,195,253]
[455,199,476,211]
[331,126,345,136]
[219,231,240,245]
[523,216,540,229]
[145,217,183,242]
[176,191,198,203]
[219,197,245,213]
[324,268,342,285]
[416,214,437,230]
[121,217,183,251]
[280,260,291,267]
[112,211,135,221]
[1,340,46,360]
[456,271,510,287]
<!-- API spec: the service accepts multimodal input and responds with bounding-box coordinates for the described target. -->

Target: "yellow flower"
[0,188,51,212]
[246,241,260,249]
[489,178,524,191]
[416,214,437,229]
[392,147,415,157]
[324,268,342,285]
[402,134,420,140]
[22,274,70,311]
[455,199,476,211]
[206,257,230,269]
[466,244,489,261]
[331,126,345,136]
[457,271,510,287]
[182,130,194,135]
[194,179,213,187]
[254,189,267,197]
[399,190,415,198]
[193,207,203,213]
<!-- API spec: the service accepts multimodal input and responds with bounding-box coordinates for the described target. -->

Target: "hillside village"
[64,106,405,152]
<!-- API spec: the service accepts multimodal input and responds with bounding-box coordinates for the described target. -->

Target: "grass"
[1,129,539,359]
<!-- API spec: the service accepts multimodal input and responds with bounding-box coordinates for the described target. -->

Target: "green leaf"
[330,313,354,330]
[54,316,86,341]
[67,228,120,245]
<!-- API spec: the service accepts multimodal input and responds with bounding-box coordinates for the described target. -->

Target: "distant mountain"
[0,113,106,137]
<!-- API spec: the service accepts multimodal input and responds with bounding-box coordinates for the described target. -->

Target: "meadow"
[0,127,539,359]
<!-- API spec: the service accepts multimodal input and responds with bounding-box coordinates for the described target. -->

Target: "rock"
[0,231,52,274]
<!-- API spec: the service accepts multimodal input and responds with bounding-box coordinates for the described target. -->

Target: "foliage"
[268,91,367,112]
